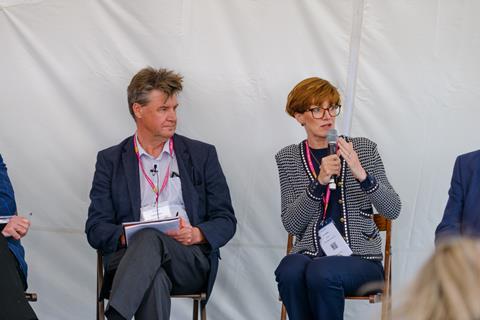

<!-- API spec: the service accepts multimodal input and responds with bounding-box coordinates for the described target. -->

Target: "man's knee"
[129,229,172,250]
[131,228,162,242]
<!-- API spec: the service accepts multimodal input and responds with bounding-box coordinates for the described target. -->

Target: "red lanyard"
[134,133,174,204]
[305,140,331,221]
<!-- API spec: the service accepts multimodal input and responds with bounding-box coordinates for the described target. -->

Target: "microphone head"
[327,129,338,144]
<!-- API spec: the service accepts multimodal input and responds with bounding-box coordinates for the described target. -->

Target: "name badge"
[318,219,353,256]
[140,202,178,222]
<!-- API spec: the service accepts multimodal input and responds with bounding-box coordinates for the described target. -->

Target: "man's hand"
[119,234,126,247]
[166,217,206,245]
[1,216,30,240]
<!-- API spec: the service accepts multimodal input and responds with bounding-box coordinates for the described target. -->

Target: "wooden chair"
[96,251,207,320]
[279,214,392,320]
[25,292,37,302]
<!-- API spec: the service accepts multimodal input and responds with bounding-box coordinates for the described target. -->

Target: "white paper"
[122,217,180,246]
[0,216,12,224]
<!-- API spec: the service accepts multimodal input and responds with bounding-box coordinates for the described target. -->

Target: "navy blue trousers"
[275,254,384,320]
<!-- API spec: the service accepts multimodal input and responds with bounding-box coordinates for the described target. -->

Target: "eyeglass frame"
[307,104,342,119]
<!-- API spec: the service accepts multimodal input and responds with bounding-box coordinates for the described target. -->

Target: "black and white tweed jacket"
[275,136,401,260]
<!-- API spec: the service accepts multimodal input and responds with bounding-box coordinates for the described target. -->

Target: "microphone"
[327,129,338,190]
[150,164,158,176]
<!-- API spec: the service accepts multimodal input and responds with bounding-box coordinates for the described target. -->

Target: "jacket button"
[338,199,344,204]
[340,217,345,223]
[337,181,343,187]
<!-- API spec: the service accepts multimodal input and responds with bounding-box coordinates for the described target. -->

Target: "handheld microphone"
[327,129,338,190]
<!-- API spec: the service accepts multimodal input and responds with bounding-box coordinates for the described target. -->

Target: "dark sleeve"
[85,152,124,254]
[435,156,463,244]
[0,154,17,216]
[195,146,236,251]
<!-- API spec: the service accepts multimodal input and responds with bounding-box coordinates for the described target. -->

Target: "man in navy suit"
[0,154,37,320]
[435,150,480,243]
[85,67,236,320]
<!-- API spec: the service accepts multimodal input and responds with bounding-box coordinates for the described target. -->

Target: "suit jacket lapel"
[173,134,199,225]
[122,136,141,221]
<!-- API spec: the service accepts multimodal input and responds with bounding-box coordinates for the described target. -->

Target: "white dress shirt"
[136,136,190,224]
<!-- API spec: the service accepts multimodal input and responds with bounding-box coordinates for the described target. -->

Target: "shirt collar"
[135,135,172,160]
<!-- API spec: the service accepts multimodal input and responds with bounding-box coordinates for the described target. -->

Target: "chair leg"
[201,302,207,320]
[97,299,105,320]
[193,299,199,320]
[381,293,391,320]
[280,303,287,320]
[97,251,105,320]
[385,296,392,320]
[381,302,390,320]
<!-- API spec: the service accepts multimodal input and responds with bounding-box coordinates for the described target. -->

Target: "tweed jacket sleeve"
[275,144,325,236]
[352,137,401,220]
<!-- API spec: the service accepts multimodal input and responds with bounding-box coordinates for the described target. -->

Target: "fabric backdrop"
[1,0,479,319]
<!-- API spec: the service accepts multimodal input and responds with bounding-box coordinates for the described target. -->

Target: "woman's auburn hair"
[285,77,341,117]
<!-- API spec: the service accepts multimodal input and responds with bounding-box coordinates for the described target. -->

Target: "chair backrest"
[96,251,207,320]
[282,214,392,319]
[25,292,37,302]
[285,215,391,283]
[287,214,392,255]
[373,214,391,295]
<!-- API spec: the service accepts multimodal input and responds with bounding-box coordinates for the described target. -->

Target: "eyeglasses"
[307,105,341,119]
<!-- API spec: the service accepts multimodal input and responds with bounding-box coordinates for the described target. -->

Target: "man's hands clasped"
[166,217,205,245]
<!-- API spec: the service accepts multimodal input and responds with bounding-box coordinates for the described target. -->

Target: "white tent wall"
[0,0,478,319]
[354,1,480,312]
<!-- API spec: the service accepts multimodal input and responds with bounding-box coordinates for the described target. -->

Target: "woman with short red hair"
[274,77,401,320]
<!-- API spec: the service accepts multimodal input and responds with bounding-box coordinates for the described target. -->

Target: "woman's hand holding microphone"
[317,138,367,185]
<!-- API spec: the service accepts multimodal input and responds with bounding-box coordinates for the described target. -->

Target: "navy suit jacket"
[0,154,27,281]
[435,150,480,243]
[85,134,236,298]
